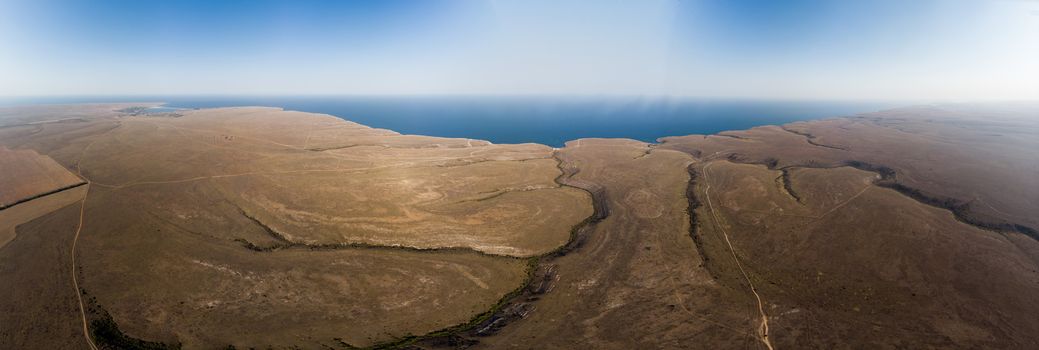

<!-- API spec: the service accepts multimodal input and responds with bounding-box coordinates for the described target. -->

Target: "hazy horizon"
[2,0,1038,100]
[3,3,1039,349]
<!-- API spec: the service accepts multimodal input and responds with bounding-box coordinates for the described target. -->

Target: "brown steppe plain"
[0,103,1037,349]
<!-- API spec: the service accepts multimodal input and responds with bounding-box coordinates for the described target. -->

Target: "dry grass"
[0,104,591,348]
[660,105,1039,237]
[0,147,84,209]
[2,103,1038,349]
[694,160,1039,348]
[0,185,86,249]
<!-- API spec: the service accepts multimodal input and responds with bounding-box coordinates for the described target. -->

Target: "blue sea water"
[1,96,898,147]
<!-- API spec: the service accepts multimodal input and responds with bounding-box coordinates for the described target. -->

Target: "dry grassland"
[0,104,591,349]
[2,103,1038,349]
[0,146,84,209]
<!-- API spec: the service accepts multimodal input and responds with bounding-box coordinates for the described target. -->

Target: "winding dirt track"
[69,120,113,350]
[702,162,774,350]
[71,185,98,350]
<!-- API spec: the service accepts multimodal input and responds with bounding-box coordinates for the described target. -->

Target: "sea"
[1,96,900,147]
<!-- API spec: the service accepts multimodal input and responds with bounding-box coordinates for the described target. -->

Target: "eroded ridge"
[4,103,1039,349]
[1,105,594,349]
[657,107,1039,348]
[660,109,1039,241]
[381,151,609,349]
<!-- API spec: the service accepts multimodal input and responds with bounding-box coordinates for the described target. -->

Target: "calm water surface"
[3,96,899,147]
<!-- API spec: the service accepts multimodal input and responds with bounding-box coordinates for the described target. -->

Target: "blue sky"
[1,0,1037,100]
